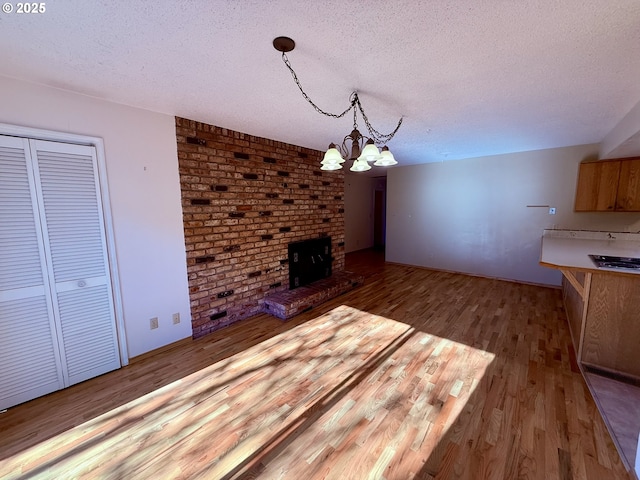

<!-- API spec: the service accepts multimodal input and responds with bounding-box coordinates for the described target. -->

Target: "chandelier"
[273,36,403,172]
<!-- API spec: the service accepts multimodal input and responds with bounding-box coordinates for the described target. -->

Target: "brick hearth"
[262,271,364,320]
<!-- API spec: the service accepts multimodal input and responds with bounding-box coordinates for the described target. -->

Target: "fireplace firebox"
[288,237,332,289]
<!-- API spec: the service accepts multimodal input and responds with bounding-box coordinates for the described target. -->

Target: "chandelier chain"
[354,96,403,144]
[281,53,354,119]
[281,52,402,145]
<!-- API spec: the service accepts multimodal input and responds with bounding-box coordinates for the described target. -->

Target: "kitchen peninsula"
[540,229,640,476]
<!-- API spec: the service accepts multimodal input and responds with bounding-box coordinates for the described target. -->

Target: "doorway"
[373,178,386,251]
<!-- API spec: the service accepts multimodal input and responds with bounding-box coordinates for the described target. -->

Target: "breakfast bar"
[540,229,640,376]
[540,229,640,476]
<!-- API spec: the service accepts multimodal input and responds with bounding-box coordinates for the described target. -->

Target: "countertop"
[540,230,640,275]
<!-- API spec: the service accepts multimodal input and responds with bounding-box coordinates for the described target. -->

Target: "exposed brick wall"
[175,117,345,338]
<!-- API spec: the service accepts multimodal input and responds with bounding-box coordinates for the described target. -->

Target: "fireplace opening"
[288,237,332,289]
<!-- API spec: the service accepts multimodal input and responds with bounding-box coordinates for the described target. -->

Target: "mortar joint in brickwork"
[176,117,345,338]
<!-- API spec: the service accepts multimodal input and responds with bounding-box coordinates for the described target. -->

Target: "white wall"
[387,144,640,286]
[344,173,376,253]
[0,76,192,357]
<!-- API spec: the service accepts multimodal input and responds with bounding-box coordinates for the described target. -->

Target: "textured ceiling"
[1,0,640,169]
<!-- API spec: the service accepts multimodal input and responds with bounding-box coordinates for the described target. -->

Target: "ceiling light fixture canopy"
[273,36,402,173]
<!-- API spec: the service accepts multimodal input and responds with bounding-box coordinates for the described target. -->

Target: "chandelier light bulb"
[373,146,398,166]
[321,162,343,171]
[321,144,345,165]
[359,139,382,162]
[349,159,371,172]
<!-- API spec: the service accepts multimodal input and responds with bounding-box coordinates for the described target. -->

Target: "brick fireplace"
[175,117,345,338]
[288,236,332,289]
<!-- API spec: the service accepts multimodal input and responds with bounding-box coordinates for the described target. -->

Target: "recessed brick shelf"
[262,271,364,320]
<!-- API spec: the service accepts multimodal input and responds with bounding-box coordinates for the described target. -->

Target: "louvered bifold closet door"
[31,139,120,387]
[0,135,64,410]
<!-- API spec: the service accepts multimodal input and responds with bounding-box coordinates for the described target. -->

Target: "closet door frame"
[1,122,129,366]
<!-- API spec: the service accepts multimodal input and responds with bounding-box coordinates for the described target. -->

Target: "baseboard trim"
[385,260,561,290]
[582,363,640,387]
[128,337,193,364]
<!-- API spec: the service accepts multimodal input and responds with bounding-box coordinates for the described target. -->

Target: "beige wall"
[0,76,192,357]
[386,144,640,286]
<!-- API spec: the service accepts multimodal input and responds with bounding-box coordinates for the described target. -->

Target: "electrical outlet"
[150,317,159,330]
[172,312,180,324]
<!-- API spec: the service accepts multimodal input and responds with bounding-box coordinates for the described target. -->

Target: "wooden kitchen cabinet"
[574,156,640,212]
[580,273,640,378]
[575,160,621,211]
[616,157,640,211]
[561,269,640,379]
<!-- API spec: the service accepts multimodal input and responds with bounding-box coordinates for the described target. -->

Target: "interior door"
[31,139,121,387]
[0,135,121,410]
[0,135,65,409]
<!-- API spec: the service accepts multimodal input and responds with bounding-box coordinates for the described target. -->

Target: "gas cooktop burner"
[589,254,640,270]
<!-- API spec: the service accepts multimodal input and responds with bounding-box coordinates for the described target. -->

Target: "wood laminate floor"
[0,249,631,479]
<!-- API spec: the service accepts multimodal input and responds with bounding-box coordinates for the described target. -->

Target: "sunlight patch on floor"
[1,305,495,479]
